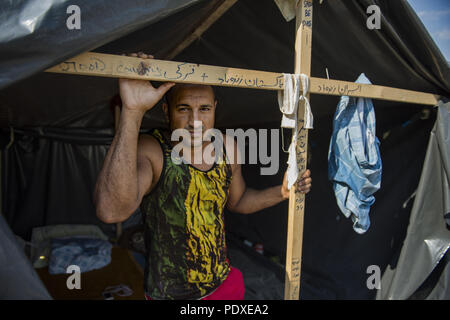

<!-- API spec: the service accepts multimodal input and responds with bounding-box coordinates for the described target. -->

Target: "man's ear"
[162,103,169,122]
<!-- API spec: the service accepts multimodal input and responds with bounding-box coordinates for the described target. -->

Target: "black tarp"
[0,0,206,90]
[1,0,449,299]
[0,214,51,299]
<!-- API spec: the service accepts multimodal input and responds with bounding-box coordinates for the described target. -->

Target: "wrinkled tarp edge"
[377,99,450,300]
[0,214,52,299]
[0,0,205,90]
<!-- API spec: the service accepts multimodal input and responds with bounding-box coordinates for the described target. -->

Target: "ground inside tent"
[34,232,285,300]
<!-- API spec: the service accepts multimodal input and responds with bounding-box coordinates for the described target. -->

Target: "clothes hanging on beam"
[274,0,324,22]
[328,73,382,234]
[278,73,313,190]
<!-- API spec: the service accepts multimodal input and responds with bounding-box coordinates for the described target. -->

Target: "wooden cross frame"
[283,0,312,301]
[45,0,440,300]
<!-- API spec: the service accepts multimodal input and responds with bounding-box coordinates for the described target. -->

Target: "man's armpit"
[137,134,162,196]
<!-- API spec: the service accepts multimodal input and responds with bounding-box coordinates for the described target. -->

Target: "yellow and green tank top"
[140,128,232,300]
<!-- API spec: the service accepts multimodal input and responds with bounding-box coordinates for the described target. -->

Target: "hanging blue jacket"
[328,73,382,234]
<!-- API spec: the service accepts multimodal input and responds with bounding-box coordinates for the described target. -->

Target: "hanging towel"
[278,73,313,190]
[328,73,382,234]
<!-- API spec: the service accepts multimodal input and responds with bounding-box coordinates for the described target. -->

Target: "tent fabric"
[1,0,450,300]
[1,128,114,241]
[0,214,52,299]
[1,0,449,129]
[377,100,450,300]
[0,0,226,128]
[0,0,207,90]
[425,256,450,300]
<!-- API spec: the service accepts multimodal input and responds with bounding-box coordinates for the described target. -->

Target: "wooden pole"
[45,52,439,106]
[284,0,313,300]
[166,0,238,60]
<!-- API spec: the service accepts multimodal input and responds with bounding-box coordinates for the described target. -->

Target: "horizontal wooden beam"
[45,52,440,106]
[309,78,439,106]
[45,52,284,90]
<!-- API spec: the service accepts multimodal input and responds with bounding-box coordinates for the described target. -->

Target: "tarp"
[0,214,51,299]
[377,100,450,300]
[1,0,450,299]
[0,0,204,90]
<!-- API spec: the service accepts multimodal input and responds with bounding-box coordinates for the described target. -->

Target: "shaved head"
[164,84,216,108]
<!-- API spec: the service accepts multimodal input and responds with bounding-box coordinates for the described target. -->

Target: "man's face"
[163,85,217,147]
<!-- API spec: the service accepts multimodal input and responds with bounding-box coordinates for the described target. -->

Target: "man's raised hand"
[119,52,175,115]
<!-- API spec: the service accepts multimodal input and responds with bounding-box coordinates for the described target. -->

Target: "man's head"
[162,84,217,146]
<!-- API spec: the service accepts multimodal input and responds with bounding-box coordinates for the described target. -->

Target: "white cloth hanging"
[278,73,313,190]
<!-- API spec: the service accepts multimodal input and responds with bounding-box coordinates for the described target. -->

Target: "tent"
[0,0,449,300]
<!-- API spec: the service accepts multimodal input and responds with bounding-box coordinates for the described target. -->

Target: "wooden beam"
[309,78,439,106]
[45,52,285,90]
[166,0,238,60]
[284,0,313,301]
[45,52,440,106]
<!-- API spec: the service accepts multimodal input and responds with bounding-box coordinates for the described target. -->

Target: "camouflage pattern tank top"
[140,128,232,300]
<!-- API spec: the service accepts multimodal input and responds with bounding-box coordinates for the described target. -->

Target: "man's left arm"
[226,160,312,215]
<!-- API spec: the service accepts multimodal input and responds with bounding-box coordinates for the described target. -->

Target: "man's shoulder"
[140,128,169,144]
[138,128,167,156]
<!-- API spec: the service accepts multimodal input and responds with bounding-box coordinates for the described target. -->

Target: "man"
[94,53,312,300]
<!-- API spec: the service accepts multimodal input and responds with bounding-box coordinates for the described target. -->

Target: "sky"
[407,0,450,62]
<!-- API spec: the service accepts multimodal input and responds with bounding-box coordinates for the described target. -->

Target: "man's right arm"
[94,68,174,223]
[94,108,151,223]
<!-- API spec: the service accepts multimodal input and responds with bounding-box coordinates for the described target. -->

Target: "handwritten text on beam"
[45,52,439,106]
[45,52,284,90]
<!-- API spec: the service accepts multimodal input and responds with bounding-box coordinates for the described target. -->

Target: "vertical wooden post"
[284,0,313,300]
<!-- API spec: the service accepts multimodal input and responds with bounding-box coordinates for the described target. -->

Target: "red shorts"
[145,266,245,300]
